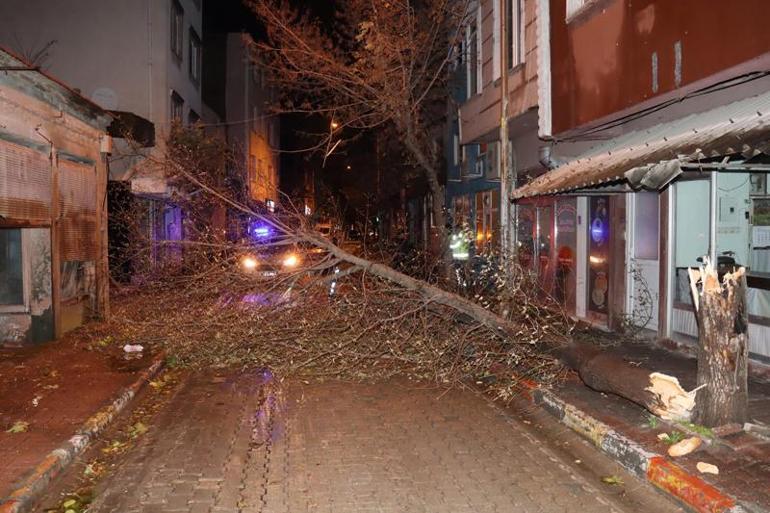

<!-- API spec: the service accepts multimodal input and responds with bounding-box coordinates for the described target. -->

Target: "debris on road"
[696,461,719,475]
[667,436,702,457]
[6,420,29,433]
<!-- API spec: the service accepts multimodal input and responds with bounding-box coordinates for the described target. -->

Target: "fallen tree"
[557,342,699,422]
[105,126,570,399]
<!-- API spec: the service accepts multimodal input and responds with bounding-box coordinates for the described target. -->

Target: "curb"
[528,386,756,513]
[0,352,166,513]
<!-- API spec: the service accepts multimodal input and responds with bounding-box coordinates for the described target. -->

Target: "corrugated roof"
[513,90,770,199]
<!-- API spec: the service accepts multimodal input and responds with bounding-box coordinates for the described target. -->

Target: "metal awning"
[513,90,770,199]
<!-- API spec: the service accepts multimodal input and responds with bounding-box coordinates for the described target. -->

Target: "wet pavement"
[0,337,160,497]
[36,370,686,513]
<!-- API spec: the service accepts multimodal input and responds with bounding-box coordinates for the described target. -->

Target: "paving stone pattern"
[88,374,665,513]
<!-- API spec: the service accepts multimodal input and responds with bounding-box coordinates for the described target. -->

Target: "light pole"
[499,0,511,262]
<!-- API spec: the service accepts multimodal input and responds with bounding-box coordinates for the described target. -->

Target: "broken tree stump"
[688,262,749,427]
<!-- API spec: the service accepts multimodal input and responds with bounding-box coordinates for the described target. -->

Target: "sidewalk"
[0,326,164,512]
[520,339,770,513]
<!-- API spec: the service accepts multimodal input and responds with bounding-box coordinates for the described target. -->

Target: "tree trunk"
[688,264,749,427]
[402,131,452,281]
[557,342,698,421]
[305,231,519,336]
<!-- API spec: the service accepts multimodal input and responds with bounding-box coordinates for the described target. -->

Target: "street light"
[331,120,339,130]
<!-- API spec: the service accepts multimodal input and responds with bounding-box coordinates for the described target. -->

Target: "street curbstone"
[647,456,736,513]
[0,352,166,513]
[599,430,654,478]
[530,385,760,513]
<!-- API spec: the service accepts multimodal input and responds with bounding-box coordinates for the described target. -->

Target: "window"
[248,154,257,190]
[170,91,184,122]
[0,229,24,306]
[466,9,481,98]
[170,0,184,61]
[475,190,500,252]
[566,0,595,20]
[452,134,459,166]
[252,105,260,133]
[189,28,202,86]
[507,0,524,69]
[188,110,200,125]
[492,0,501,80]
[480,142,500,179]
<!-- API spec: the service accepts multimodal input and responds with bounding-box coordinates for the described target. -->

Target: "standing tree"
[248,0,469,277]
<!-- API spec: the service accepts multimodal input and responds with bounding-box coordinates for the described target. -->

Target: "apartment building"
[0,0,205,257]
[204,33,280,208]
[446,0,541,259]
[514,0,770,362]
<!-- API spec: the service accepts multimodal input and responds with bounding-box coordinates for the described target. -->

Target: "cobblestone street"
[58,372,683,513]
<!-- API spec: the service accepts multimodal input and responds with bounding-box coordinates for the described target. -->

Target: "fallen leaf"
[657,433,670,441]
[62,499,77,508]
[601,475,624,486]
[101,440,128,454]
[696,461,719,475]
[6,421,29,433]
[129,422,148,438]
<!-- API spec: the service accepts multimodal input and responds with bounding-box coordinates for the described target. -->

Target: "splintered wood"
[645,372,700,422]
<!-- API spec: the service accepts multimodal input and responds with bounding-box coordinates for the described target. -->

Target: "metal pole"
[499,0,510,260]
[709,170,718,265]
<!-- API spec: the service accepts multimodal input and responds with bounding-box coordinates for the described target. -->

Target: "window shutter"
[0,140,51,222]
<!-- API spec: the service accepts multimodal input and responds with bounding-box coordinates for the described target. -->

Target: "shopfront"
[516,194,624,327]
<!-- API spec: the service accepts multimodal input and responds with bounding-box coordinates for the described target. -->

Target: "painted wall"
[0,60,109,344]
[549,0,770,135]
[0,0,203,189]
[0,0,201,128]
[460,0,539,144]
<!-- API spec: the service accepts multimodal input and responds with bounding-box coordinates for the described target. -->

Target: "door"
[588,196,610,320]
[629,191,660,330]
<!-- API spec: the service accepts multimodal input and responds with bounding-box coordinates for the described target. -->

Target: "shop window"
[516,204,535,269]
[0,229,24,306]
[634,191,659,260]
[555,199,577,313]
[587,196,609,315]
[537,205,554,293]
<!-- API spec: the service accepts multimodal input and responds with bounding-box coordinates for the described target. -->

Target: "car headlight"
[283,253,300,268]
[241,255,258,271]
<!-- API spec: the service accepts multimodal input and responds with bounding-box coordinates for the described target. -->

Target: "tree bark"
[402,130,452,281]
[688,264,749,427]
[557,342,697,421]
